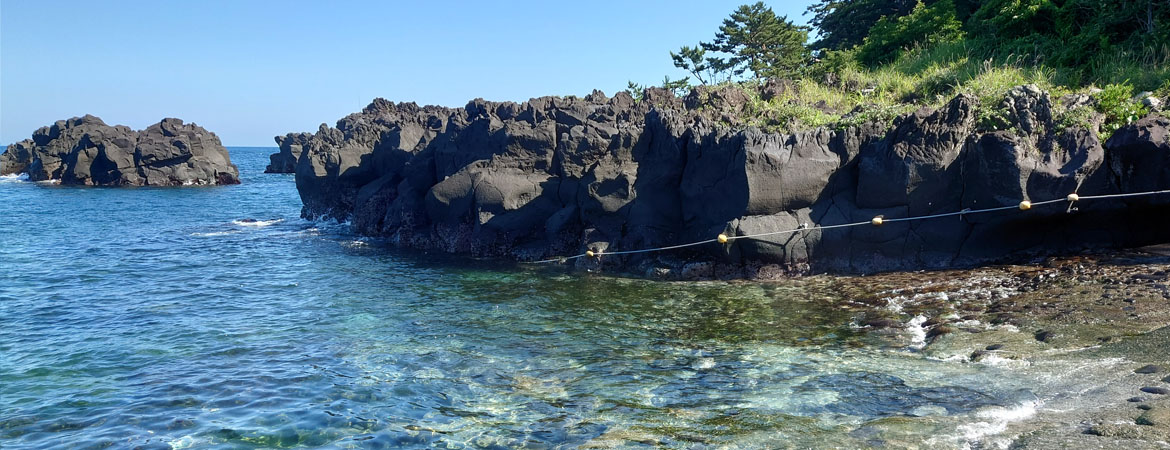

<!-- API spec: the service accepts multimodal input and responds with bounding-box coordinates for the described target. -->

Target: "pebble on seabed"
[1135,364,1162,374]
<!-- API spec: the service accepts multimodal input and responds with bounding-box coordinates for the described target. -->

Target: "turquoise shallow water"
[0,148,1138,449]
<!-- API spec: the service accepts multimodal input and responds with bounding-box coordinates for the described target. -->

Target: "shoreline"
[278,86,1170,277]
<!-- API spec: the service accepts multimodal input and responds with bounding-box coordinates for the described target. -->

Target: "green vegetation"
[856,0,964,66]
[631,1,810,91]
[628,0,1169,137]
[701,2,811,79]
[1096,82,1150,135]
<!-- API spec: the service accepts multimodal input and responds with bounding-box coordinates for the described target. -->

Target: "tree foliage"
[700,2,811,79]
[647,0,1166,103]
[670,45,719,85]
[856,0,964,66]
[625,76,692,101]
[806,0,1169,85]
[969,0,1170,67]
[806,0,921,50]
[661,75,692,96]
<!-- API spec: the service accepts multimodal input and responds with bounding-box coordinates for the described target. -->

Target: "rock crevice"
[278,85,1170,276]
[2,115,239,186]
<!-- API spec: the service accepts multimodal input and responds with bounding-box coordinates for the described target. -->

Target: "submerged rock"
[1,115,238,186]
[278,84,1170,275]
[1136,365,1163,374]
[1138,407,1170,426]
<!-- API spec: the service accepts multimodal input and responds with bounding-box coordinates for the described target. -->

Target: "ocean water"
[0,148,1146,449]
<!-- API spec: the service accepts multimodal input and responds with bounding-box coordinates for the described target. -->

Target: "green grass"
[708,39,1166,139]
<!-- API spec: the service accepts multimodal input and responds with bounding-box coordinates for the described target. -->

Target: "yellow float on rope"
[1067,193,1080,202]
[871,216,884,226]
[717,234,729,244]
[1019,200,1032,210]
[585,250,595,258]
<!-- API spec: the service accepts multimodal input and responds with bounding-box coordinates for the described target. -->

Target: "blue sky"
[1,1,814,146]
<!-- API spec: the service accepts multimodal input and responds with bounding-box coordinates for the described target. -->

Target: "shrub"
[1096,83,1149,136]
[857,0,965,66]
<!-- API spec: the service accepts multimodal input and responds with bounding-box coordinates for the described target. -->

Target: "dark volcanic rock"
[1136,365,1163,374]
[267,133,311,173]
[280,83,1170,275]
[1,115,238,186]
[1105,116,1170,196]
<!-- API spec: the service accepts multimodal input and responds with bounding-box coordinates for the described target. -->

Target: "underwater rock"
[1138,407,1170,426]
[1136,365,1163,374]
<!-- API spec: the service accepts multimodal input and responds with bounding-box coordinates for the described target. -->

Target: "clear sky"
[1,1,814,146]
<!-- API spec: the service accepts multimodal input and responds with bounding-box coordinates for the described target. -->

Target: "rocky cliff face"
[281,85,1170,276]
[265,132,309,173]
[1,115,239,186]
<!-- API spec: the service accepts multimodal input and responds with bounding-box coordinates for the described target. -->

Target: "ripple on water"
[0,148,1152,449]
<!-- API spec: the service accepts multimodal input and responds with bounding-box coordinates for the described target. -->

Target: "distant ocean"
[0,147,1145,448]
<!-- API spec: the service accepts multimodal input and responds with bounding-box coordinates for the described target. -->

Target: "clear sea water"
[0,148,1148,449]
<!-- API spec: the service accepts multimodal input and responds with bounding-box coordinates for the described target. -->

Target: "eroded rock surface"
[1,115,239,186]
[266,132,310,173]
[281,85,1170,274]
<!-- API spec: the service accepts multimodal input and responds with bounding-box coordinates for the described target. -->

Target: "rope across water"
[529,189,1170,264]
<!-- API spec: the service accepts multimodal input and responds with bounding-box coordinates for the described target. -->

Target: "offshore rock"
[283,85,1170,275]
[1,115,239,186]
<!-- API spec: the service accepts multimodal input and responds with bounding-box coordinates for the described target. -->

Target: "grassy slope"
[722,39,1169,138]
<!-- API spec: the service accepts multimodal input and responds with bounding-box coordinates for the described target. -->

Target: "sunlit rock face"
[282,85,1170,275]
[2,115,239,186]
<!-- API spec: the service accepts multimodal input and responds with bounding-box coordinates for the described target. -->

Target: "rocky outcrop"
[284,85,1170,276]
[266,132,310,173]
[1,115,239,186]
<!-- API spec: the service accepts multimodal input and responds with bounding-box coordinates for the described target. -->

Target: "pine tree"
[701,2,811,79]
[670,45,714,85]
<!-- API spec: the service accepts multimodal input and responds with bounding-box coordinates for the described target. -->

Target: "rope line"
[529,189,1170,264]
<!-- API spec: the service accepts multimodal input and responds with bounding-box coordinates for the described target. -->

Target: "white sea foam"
[976,353,1029,368]
[907,315,928,350]
[0,173,28,183]
[342,239,370,248]
[692,357,716,370]
[928,353,970,363]
[232,218,283,227]
[168,435,198,449]
[190,230,241,237]
[955,400,1040,449]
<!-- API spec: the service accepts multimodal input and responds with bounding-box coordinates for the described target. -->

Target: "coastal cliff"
[277,85,1170,276]
[2,115,239,186]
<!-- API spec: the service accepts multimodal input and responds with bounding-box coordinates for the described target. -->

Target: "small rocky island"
[272,84,1170,276]
[2,115,239,186]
